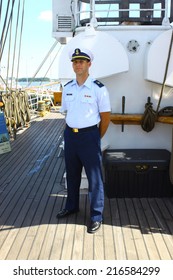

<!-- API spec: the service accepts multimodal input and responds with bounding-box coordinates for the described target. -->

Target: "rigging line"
[39,44,62,86]
[106,4,111,26]
[0,1,14,89]
[27,40,58,88]
[0,0,11,61]
[10,0,21,89]
[0,0,16,63]
[6,7,13,91]
[0,0,2,23]
[156,29,173,115]
[15,0,25,89]
[0,74,10,91]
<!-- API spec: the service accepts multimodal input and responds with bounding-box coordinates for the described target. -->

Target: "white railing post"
[90,0,98,27]
[162,0,170,25]
[74,0,79,27]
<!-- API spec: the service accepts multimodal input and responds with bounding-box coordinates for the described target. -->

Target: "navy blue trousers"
[64,126,104,222]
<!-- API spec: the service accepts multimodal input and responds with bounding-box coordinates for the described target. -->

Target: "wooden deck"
[0,111,173,260]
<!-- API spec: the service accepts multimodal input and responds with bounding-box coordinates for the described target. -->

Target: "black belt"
[66,124,97,133]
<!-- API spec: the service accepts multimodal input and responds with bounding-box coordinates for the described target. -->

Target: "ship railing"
[24,80,61,112]
[75,0,172,26]
[26,89,54,112]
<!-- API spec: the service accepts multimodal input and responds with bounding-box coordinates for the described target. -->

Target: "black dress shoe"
[87,221,102,234]
[56,209,79,218]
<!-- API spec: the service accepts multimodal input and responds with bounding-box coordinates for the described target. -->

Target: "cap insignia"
[75,48,80,55]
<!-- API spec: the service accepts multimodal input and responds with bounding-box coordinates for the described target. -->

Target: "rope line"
[0,0,16,63]
[39,45,62,86]
[141,29,173,132]
[10,0,21,89]
[0,0,2,23]
[27,41,59,88]
[15,0,25,89]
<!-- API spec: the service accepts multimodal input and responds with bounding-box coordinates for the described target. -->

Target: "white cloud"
[38,10,52,22]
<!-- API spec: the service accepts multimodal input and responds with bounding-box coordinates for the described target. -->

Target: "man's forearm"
[99,112,110,138]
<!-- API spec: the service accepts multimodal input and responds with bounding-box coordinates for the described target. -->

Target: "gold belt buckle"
[72,128,78,133]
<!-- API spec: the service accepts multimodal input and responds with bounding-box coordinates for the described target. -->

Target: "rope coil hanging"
[0,0,30,139]
[141,97,156,132]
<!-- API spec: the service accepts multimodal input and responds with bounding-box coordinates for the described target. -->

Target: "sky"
[0,0,60,79]
[21,0,60,79]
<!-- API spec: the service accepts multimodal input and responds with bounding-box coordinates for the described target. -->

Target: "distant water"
[19,81,46,87]
[19,81,61,91]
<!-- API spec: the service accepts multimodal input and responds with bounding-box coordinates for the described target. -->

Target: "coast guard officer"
[56,48,111,233]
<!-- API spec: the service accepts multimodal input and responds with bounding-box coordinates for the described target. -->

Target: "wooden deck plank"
[38,193,65,260]
[0,117,62,187]
[82,193,94,260]
[71,194,86,260]
[0,119,64,222]
[1,117,64,182]
[118,199,138,260]
[17,196,63,260]
[155,198,173,236]
[93,226,104,260]
[150,198,173,259]
[125,198,149,259]
[1,152,64,255]
[133,198,160,260]
[60,211,77,260]
[49,197,67,260]
[59,190,77,260]
[15,198,51,260]
[141,198,172,259]
[103,198,116,259]
[110,198,127,259]
[0,112,65,259]
[0,154,55,230]
[7,199,41,260]
[27,182,62,260]
[18,194,63,259]
[0,199,32,260]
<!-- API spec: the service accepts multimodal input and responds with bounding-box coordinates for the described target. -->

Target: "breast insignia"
[94,80,104,88]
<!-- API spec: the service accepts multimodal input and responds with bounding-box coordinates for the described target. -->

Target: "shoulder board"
[94,80,104,88]
[64,80,73,87]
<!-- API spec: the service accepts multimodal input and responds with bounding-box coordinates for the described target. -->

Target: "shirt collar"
[73,76,93,89]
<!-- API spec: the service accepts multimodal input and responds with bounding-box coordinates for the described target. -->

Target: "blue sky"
[21,0,59,78]
[22,1,55,72]
[1,0,59,79]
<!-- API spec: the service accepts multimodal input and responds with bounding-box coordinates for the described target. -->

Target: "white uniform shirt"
[60,76,111,128]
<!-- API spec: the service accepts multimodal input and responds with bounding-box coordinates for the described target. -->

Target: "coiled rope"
[0,0,30,139]
[141,97,156,132]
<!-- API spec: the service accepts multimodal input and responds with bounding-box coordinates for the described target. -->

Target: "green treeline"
[17,77,51,82]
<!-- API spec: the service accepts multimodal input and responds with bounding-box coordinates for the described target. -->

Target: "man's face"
[72,59,91,76]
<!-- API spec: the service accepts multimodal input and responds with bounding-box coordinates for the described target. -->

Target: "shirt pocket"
[65,93,75,102]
